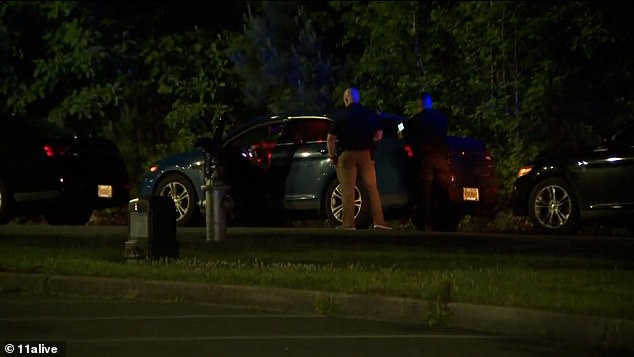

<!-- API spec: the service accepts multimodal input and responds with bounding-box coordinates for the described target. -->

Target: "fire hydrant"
[202,172,233,242]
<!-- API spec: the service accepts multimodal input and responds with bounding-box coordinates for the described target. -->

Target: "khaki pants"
[336,150,386,228]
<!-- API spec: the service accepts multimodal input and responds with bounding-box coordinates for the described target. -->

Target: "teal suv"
[139,114,498,231]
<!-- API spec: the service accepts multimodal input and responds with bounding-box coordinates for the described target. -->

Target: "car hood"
[529,143,607,167]
[153,149,206,170]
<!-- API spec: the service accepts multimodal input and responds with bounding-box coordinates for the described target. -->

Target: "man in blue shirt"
[403,91,450,231]
[327,87,391,230]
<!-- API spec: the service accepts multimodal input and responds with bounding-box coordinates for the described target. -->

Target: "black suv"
[0,116,130,225]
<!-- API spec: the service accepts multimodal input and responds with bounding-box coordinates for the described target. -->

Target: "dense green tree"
[227,1,339,119]
[0,1,122,124]
[330,1,433,114]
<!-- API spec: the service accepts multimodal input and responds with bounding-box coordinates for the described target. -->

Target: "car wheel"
[431,211,462,232]
[324,178,371,228]
[0,178,13,224]
[44,202,93,225]
[528,177,579,235]
[411,203,461,232]
[156,173,200,227]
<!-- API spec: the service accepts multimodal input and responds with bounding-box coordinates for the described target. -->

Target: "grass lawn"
[1,232,633,320]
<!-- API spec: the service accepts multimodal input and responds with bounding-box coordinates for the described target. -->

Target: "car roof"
[223,114,333,140]
[220,111,408,144]
[0,115,74,139]
[241,113,332,126]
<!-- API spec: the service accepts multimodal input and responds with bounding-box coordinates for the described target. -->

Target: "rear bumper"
[448,177,498,216]
[94,184,130,209]
[65,177,130,209]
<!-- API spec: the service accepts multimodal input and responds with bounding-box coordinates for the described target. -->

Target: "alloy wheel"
[330,184,362,223]
[532,184,572,229]
[159,181,191,222]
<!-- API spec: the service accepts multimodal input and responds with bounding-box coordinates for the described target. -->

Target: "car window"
[226,122,285,148]
[224,121,286,169]
[278,118,330,144]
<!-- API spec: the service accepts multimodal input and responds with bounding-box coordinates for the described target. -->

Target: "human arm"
[373,129,383,143]
[327,133,338,165]
[372,111,384,143]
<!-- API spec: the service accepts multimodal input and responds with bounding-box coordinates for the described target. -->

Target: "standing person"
[403,91,450,231]
[327,87,392,230]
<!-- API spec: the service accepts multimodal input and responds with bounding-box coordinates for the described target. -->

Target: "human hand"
[329,156,338,166]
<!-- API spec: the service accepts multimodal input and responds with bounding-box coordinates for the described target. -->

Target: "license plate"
[463,187,479,201]
[98,185,113,198]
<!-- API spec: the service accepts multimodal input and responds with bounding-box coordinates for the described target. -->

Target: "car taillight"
[43,144,73,157]
[43,145,55,157]
[404,144,414,158]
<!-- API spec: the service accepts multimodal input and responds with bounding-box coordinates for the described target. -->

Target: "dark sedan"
[511,122,634,234]
[0,116,130,225]
[140,114,498,231]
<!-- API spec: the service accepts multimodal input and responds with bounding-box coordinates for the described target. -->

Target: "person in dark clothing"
[403,92,450,231]
[327,87,391,230]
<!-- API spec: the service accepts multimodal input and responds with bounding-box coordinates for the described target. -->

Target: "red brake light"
[43,144,72,157]
[43,145,55,157]
[404,144,414,158]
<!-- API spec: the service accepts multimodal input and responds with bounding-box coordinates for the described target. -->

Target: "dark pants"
[410,152,450,227]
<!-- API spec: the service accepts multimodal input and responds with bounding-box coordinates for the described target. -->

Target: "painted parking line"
[0,314,322,321]
[65,334,512,343]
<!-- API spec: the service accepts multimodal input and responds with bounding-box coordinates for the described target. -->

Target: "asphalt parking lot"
[0,294,613,357]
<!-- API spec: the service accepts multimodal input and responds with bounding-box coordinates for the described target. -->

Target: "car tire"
[528,177,579,235]
[431,211,462,232]
[0,178,13,224]
[411,203,461,232]
[324,178,371,228]
[155,173,201,227]
[44,201,94,225]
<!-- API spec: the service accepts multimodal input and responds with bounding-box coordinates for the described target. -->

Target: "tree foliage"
[227,1,338,118]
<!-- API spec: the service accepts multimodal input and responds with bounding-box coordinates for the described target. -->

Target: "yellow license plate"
[98,185,113,198]
[463,187,479,201]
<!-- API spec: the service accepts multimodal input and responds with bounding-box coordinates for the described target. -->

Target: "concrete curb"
[1,272,632,351]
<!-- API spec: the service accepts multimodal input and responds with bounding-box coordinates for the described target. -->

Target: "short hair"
[343,87,361,105]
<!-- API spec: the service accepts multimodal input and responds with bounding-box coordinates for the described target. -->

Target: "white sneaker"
[373,224,392,230]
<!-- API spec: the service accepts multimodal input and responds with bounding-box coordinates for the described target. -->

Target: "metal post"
[203,178,213,242]
[198,116,230,242]
[211,174,230,242]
